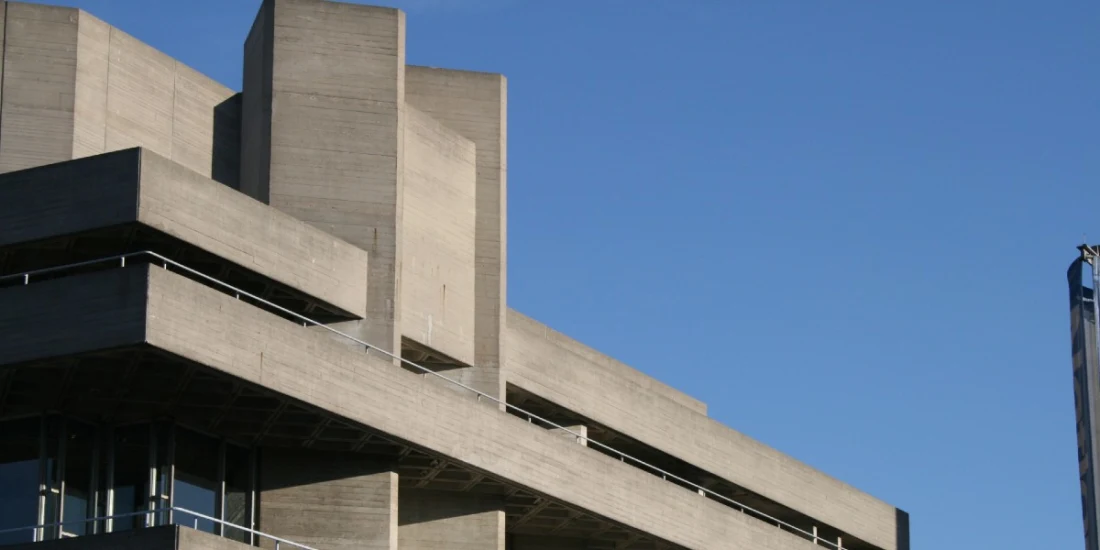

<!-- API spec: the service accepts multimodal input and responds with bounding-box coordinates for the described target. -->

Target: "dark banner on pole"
[1069,256,1100,550]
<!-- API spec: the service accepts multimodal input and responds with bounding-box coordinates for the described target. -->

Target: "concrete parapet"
[506,309,900,549]
[0,148,369,319]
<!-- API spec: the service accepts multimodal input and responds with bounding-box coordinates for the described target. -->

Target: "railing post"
[812,525,818,545]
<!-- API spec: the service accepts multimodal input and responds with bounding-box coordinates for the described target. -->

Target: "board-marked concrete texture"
[401,105,477,368]
[242,0,406,353]
[506,309,898,550]
[0,148,369,318]
[399,488,505,550]
[0,265,824,550]
[0,2,238,184]
[406,65,508,400]
[260,448,398,550]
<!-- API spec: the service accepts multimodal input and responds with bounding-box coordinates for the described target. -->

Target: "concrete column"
[405,67,507,400]
[399,488,505,550]
[550,423,588,447]
[259,448,397,550]
[241,0,406,354]
[0,3,238,182]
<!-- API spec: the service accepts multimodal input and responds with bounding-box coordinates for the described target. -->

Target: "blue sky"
[45,0,1098,547]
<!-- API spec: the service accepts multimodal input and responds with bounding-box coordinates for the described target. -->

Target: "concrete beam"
[0,148,369,319]
[241,0,406,353]
[0,3,238,185]
[406,66,507,400]
[506,310,899,550]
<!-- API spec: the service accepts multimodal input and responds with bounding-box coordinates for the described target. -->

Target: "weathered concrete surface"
[131,267,822,550]
[401,106,477,368]
[0,4,238,185]
[506,310,705,414]
[0,3,77,173]
[0,149,369,319]
[406,66,507,400]
[399,489,504,550]
[242,0,406,353]
[506,309,898,550]
[6,525,256,550]
[260,449,397,550]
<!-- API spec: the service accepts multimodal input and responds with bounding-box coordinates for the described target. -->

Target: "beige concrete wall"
[138,267,824,550]
[259,448,397,550]
[244,0,406,353]
[401,106,477,368]
[506,309,897,549]
[399,489,504,550]
[0,4,238,185]
[0,3,77,172]
[405,66,507,400]
[239,0,271,201]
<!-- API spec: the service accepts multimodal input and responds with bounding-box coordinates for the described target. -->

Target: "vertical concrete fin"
[239,0,272,202]
[72,8,109,159]
[406,66,507,400]
[256,0,407,354]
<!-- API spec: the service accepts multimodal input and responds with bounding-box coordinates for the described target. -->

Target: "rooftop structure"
[0,1,910,549]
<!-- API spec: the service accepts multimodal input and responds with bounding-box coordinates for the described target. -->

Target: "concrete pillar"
[405,67,507,400]
[241,0,406,354]
[259,448,398,550]
[550,423,588,446]
[399,488,505,550]
[0,3,238,183]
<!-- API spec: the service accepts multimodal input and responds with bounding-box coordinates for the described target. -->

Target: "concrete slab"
[506,310,899,550]
[0,148,369,319]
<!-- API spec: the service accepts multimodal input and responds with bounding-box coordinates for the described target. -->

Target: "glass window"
[0,417,40,545]
[112,425,150,531]
[223,445,252,543]
[61,421,97,537]
[173,428,219,533]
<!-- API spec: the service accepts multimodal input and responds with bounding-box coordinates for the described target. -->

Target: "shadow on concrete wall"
[211,94,242,190]
[398,488,504,525]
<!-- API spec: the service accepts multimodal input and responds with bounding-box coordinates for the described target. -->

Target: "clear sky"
[40,0,1098,548]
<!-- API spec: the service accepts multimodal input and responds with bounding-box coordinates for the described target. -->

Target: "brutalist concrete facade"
[0,1,909,549]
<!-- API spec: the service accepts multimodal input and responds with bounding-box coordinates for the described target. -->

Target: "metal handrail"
[0,506,317,550]
[3,251,847,549]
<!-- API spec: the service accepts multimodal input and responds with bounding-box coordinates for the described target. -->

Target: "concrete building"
[0,1,909,549]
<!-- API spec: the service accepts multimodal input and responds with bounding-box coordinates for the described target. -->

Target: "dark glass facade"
[0,415,257,546]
